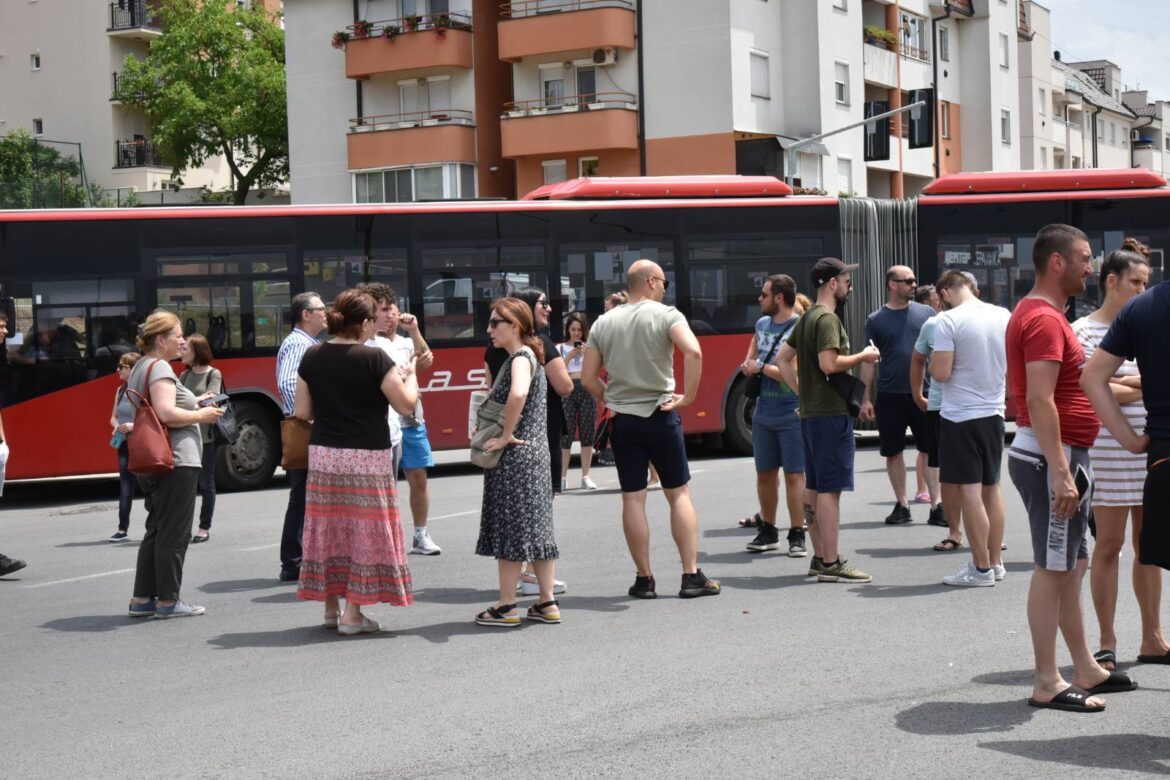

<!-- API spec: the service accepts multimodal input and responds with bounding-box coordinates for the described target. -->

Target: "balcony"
[500,92,637,158]
[863,42,897,88]
[114,139,169,169]
[347,110,477,170]
[107,1,164,39]
[343,14,473,79]
[499,1,636,62]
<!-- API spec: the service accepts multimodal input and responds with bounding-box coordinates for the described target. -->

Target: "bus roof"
[922,168,1167,196]
[522,176,794,200]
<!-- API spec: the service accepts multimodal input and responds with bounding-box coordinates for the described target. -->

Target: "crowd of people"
[2,221,1169,717]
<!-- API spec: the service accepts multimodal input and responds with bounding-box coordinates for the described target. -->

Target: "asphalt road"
[2,446,1168,778]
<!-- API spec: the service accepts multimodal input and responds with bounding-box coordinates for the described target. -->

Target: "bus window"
[369,255,410,313]
[302,253,410,314]
[420,246,545,342]
[253,279,291,348]
[559,241,675,320]
[157,284,242,353]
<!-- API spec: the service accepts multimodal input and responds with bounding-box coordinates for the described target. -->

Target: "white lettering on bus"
[420,368,488,393]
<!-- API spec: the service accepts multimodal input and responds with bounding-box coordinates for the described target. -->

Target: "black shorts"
[938,415,1005,486]
[611,410,691,492]
[1142,438,1170,570]
[925,410,942,468]
[875,392,929,457]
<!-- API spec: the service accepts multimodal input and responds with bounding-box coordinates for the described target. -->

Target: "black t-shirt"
[485,333,564,436]
[1100,280,1170,440]
[298,342,394,450]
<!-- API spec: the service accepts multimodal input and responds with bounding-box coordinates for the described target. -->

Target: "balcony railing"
[900,44,929,62]
[346,11,472,38]
[501,0,634,18]
[503,91,637,117]
[108,1,163,33]
[114,140,167,168]
[349,109,475,133]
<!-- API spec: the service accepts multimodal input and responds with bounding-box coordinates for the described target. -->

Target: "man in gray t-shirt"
[583,259,720,600]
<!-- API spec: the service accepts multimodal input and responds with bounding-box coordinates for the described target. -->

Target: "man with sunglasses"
[582,259,720,599]
[860,265,934,526]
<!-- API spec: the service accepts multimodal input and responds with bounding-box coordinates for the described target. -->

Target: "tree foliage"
[114,0,288,205]
[0,129,90,208]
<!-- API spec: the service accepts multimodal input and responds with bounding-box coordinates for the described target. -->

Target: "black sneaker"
[927,504,948,528]
[628,574,657,599]
[0,554,28,578]
[884,503,913,525]
[786,528,808,558]
[278,568,300,583]
[806,556,825,577]
[679,569,721,598]
[746,522,781,552]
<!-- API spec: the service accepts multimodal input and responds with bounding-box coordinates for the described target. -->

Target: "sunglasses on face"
[488,318,512,328]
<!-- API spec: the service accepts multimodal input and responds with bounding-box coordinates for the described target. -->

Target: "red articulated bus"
[1,171,1166,489]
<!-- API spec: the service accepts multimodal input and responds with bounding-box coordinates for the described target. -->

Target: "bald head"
[885,265,917,305]
[627,259,668,301]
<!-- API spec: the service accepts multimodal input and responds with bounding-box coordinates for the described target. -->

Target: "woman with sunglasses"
[475,297,560,626]
[107,352,143,541]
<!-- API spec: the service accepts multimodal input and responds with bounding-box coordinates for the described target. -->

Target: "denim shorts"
[801,416,855,493]
[400,424,434,470]
[752,408,805,474]
[611,410,690,492]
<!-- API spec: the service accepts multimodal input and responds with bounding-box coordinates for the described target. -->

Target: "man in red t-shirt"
[1006,223,1136,713]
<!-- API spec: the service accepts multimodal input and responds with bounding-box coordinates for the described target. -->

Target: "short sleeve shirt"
[864,302,933,395]
[1099,281,1170,439]
[366,335,403,445]
[933,300,1011,422]
[1006,297,1099,448]
[789,304,850,418]
[587,300,688,417]
[913,316,943,412]
[298,343,394,450]
[753,315,799,415]
[127,357,202,468]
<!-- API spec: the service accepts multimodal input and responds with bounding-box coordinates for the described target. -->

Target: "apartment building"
[284,0,1031,203]
[0,1,275,200]
[1124,91,1170,177]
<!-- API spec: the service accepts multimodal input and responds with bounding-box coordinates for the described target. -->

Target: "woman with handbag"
[475,297,560,626]
[179,334,222,543]
[126,311,224,619]
[107,351,142,542]
[294,289,419,636]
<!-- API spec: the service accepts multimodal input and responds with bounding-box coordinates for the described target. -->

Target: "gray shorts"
[1007,445,1091,572]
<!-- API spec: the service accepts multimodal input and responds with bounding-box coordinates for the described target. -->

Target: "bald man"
[582,260,720,600]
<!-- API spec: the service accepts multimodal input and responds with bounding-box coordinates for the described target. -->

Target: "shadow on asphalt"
[702,527,755,538]
[40,615,155,633]
[56,540,138,548]
[980,734,1170,773]
[895,700,1032,735]
[716,574,808,591]
[845,582,956,598]
[854,546,959,559]
[970,668,1038,687]
[252,591,299,604]
[199,578,290,594]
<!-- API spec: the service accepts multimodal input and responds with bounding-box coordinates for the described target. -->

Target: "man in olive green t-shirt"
[777,257,880,584]
[582,259,721,601]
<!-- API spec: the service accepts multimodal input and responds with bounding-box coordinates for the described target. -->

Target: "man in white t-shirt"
[360,283,440,556]
[930,270,1012,587]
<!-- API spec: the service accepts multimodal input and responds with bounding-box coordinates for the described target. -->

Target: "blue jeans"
[117,440,137,532]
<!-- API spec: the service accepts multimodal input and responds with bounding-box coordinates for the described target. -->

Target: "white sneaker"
[942,563,995,587]
[516,573,567,596]
[581,476,598,490]
[411,530,442,556]
[560,479,567,492]
[992,563,1006,581]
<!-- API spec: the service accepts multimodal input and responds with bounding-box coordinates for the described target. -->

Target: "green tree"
[0,129,90,209]
[114,0,288,205]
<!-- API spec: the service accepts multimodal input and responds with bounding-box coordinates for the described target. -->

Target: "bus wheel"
[723,379,755,455]
[216,400,280,491]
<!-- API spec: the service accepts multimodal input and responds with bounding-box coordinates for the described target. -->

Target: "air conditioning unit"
[1131,129,1142,141]
[592,47,618,66]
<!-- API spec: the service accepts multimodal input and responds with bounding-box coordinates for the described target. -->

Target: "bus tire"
[215,399,280,492]
[723,379,755,456]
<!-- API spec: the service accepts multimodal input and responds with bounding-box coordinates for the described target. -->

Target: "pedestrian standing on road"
[776,257,881,583]
[179,334,222,544]
[1075,239,1170,668]
[859,266,934,525]
[738,274,808,558]
[931,270,1012,587]
[559,313,599,491]
[1006,224,1135,712]
[0,312,26,580]
[912,284,941,504]
[276,292,327,583]
[126,310,224,619]
[358,283,442,556]
[294,289,419,636]
[475,297,560,626]
[581,259,721,600]
[594,294,628,468]
[107,351,143,542]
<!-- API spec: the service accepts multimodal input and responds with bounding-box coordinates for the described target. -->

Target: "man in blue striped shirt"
[278,292,327,582]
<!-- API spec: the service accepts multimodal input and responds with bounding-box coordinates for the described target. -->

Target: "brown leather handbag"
[126,359,174,477]
[280,417,312,471]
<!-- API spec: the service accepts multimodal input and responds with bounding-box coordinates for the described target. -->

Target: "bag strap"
[759,317,797,366]
[127,358,163,410]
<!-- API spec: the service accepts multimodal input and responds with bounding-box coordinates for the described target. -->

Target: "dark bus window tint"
[419,246,546,342]
[411,211,552,244]
[253,279,292,348]
[559,241,675,320]
[1,221,140,277]
[140,217,296,250]
[369,255,410,313]
[687,238,824,334]
[933,236,1028,310]
[157,253,288,276]
[303,254,367,306]
[158,284,244,353]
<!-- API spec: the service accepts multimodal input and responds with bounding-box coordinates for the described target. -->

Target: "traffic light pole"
[783,100,927,187]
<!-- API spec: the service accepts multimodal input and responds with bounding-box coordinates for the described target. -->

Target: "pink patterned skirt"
[298,445,413,607]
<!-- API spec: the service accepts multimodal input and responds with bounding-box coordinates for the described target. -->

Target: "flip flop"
[738,513,762,528]
[1086,670,1137,694]
[1093,649,1117,670]
[1027,685,1105,713]
[933,538,961,552]
[1137,649,1170,664]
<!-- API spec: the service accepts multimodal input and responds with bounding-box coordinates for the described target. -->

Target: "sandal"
[526,599,562,624]
[1027,685,1104,713]
[1093,649,1117,670]
[475,603,520,627]
[738,512,762,528]
[933,538,962,552]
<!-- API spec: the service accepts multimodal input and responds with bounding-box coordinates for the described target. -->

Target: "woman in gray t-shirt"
[125,311,223,620]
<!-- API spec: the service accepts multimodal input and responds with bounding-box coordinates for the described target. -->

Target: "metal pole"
[784,100,926,186]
